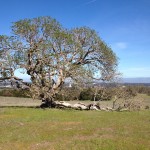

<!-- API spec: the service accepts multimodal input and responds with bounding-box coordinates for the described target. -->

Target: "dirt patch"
[73,134,98,141]
[0,114,18,119]
[30,142,53,150]
[100,134,114,139]
[61,121,81,125]
[101,127,114,132]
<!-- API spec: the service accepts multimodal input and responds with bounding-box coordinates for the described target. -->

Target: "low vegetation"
[0,85,149,110]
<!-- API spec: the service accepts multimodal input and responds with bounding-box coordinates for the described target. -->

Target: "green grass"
[0,108,150,150]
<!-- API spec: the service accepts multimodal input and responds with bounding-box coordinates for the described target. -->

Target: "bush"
[55,87,81,101]
[95,88,113,101]
[79,87,113,101]
[0,89,30,98]
[79,88,93,100]
[125,86,137,98]
[145,105,149,109]
[130,85,150,96]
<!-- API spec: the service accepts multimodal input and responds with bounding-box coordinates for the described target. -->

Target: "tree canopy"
[0,16,118,106]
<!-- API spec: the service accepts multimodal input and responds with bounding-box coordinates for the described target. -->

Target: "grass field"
[0,108,150,150]
[0,95,150,150]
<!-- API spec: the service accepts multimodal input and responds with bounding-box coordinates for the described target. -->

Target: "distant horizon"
[20,76,150,83]
[119,77,150,84]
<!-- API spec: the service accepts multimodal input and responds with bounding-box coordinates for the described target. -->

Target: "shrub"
[0,89,30,98]
[145,105,149,109]
[131,85,150,96]
[96,88,113,101]
[124,86,137,98]
[55,87,81,101]
[79,87,114,101]
[79,88,93,100]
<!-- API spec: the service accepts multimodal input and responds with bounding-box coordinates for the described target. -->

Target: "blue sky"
[0,0,150,80]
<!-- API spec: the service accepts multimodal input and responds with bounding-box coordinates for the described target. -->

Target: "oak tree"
[0,16,118,107]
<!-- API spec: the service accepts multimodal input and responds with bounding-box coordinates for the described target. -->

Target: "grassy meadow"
[0,108,150,150]
[0,95,150,150]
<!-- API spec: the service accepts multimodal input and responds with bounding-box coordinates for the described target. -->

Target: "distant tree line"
[0,85,149,100]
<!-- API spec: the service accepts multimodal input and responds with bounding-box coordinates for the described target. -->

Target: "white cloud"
[115,42,127,49]
[85,0,97,5]
[14,69,31,82]
[110,42,128,52]
[76,0,97,8]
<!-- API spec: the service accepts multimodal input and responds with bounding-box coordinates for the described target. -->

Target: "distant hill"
[122,77,150,83]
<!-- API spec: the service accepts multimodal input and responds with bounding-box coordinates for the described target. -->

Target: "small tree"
[112,86,139,111]
[0,16,118,107]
